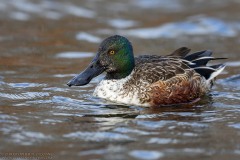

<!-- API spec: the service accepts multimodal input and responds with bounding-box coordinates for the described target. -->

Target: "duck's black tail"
[170,47,226,81]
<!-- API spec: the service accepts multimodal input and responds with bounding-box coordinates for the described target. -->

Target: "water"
[0,0,240,159]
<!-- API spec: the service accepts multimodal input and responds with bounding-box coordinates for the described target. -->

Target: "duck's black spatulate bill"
[67,57,105,87]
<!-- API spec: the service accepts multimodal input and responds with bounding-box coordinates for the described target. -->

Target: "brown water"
[1,0,240,160]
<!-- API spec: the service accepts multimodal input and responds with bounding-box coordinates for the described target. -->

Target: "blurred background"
[0,0,240,160]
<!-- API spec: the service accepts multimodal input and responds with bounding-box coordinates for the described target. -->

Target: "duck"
[67,35,226,107]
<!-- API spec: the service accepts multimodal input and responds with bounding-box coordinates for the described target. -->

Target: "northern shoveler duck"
[67,35,226,107]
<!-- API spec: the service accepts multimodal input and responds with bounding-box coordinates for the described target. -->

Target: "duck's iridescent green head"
[67,35,135,86]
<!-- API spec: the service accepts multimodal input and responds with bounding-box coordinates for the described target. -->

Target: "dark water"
[1,0,240,159]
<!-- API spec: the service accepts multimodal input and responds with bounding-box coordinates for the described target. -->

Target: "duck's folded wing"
[134,57,190,84]
[134,47,226,84]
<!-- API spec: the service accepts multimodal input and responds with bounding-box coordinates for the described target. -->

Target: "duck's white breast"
[93,75,150,107]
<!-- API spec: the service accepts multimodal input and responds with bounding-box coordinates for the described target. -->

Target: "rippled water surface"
[1,0,240,159]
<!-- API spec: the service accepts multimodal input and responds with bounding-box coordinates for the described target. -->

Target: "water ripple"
[213,92,240,101]
[129,150,164,160]
[0,124,22,134]
[132,0,182,11]
[76,32,101,43]
[56,52,95,59]
[226,61,240,67]
[79,145,125,158]
[53,74,76,78]
[0,92,49,100]
[40,119,64,125]
[43,87,68,92]
[148,137,178,144]
[0,114,18,124]
[108,19,138,29]
[113,127,155,135]
[228,123,240,129]
[11,131,53,145]
[2,0,96,20]
[52,96,83,105]
[9,11,30,21]
[177,122,208,128]
[123,16,238,38]
[63,131,135,142]
[136,120,175,130]
[8,82,46,88]
[62,3,95,18]
[218,74,240,90]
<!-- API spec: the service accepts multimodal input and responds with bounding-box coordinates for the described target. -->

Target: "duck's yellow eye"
[109,50,115,55]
